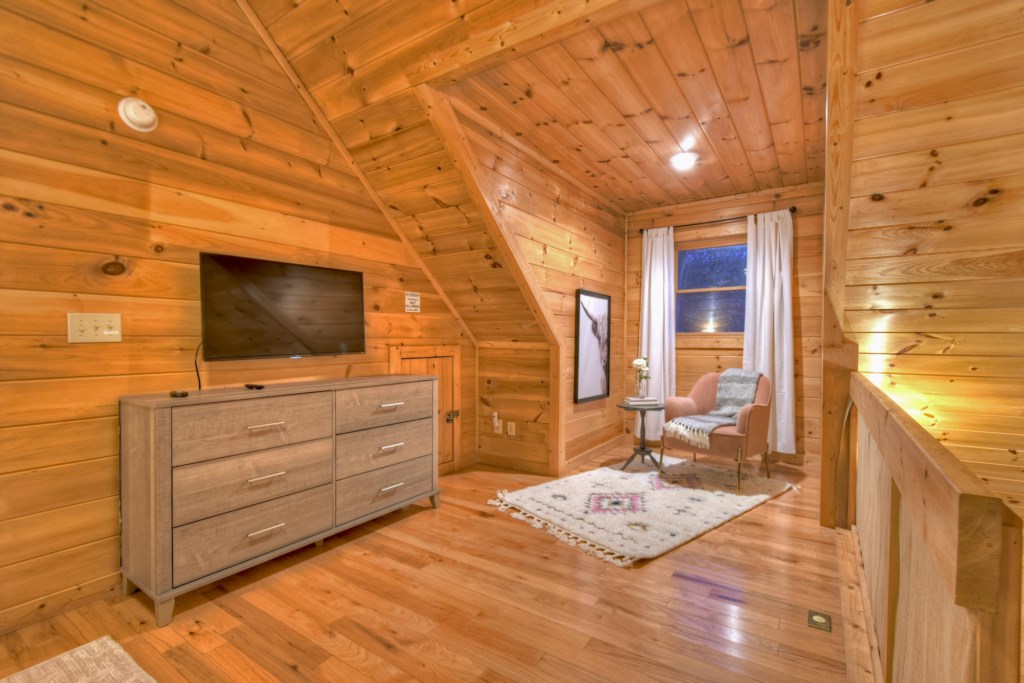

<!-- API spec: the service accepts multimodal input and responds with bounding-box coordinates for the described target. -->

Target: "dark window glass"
[676,290,746,333]
[677,245,747,290]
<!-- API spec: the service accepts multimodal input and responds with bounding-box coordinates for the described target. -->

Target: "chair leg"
[764,442,771,479]
[658,437,666,476]
[736,446,743,493]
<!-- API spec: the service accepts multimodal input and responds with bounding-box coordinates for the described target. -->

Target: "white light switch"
[68,313,122,343]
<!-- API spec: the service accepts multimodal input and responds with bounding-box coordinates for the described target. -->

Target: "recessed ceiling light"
[117,97,159,132]
[670,151,698,171]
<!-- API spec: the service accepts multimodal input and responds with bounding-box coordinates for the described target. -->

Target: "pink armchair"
[659,372,773,491]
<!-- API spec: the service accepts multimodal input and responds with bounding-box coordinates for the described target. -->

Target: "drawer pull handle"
[246,522,286,538]
[247,421,285,431]
[378,442,405,453]
[378,402,405,409]
[379,482,405,493]
[247,471,286,484]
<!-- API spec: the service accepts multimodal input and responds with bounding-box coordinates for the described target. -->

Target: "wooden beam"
[850,374,1006,613]
[820,0,861,529]
[414,84,565,475]
[234,0,479,349]
[627,181,824,230]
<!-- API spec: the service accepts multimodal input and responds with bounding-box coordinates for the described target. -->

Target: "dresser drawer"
[172,438,333,526]
[335,418,433,479]
[335,456,433,525]
[335,381,433,433]
[172,392,333,465]
[172,484,332,587]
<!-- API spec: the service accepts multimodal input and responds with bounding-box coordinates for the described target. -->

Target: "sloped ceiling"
[245,0,827,217]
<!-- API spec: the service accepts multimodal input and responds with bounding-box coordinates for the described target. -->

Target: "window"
[675,244,747,333]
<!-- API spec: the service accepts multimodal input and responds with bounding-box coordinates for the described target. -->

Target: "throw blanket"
[663,369,761,449]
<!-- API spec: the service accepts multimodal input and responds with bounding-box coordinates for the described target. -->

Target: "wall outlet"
[493,418,503,434]
[506,421,516,436]
[68,313,122,343]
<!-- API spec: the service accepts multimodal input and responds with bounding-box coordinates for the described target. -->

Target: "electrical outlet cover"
[68,313,122,343]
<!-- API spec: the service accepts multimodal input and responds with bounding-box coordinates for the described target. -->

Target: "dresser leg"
[154,598,175,627]
[121,574,138,596]
[430,493,440,509]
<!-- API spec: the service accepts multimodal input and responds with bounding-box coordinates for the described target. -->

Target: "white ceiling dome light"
[117,97,159,132]
[670,135,699,171]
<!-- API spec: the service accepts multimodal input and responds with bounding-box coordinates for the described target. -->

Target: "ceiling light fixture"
[117,96,159,132]
[670,151,699,171]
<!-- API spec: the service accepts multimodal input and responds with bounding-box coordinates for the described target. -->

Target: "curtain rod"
[637,205,797,233]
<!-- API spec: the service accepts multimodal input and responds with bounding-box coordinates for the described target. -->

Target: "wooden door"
[389,347,460,473]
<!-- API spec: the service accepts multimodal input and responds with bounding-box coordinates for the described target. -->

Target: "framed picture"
[574,289,611,403]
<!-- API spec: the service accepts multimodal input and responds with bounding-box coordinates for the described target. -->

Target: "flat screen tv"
[199,252,366,361]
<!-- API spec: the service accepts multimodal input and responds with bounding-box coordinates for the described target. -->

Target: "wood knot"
[101,259,127,276]
[972,197,988,207]
[870,193,885,202]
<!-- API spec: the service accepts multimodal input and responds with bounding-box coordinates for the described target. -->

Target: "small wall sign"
[404,291,421,313]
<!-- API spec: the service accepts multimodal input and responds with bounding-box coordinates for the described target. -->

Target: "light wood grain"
[335,456,434,525]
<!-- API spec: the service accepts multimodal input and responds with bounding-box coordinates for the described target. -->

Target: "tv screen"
[199,253,366,361]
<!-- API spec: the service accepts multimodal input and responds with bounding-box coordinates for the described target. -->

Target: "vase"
[634,379,646,398]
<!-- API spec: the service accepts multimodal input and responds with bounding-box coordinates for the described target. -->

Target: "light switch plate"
[68,313,122,343]
[506,421,516,436]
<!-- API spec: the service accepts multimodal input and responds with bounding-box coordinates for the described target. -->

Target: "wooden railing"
[849,373,1021,682]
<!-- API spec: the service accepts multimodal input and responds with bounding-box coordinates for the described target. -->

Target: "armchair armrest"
[736,401,771,441]
[665,396,699,422]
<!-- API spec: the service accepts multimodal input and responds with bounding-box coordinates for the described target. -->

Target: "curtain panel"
[638,226,676,438]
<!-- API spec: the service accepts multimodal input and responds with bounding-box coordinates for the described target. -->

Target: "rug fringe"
[487,495,638,568]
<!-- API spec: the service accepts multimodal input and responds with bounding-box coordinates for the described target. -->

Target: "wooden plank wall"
[627,183,824,456]
[846,0,1024,517]
[0,0,476,634]
[458,113,628,469]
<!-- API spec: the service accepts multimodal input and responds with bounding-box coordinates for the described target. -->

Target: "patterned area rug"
[489,458,791,567]
[1,636,154,683]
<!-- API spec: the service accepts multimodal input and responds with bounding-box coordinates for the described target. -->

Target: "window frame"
[674,238,748,336]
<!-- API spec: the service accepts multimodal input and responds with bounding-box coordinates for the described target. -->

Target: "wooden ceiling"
[248,0,827,216]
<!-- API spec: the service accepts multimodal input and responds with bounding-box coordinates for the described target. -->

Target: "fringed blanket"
[663,368,761,449]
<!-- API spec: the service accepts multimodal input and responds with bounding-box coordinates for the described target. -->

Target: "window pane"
[677,245,747,290]
[676,290,746,333]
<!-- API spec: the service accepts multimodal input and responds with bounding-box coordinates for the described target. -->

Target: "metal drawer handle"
[378,402,405,409]
[378,442,405,453]
[379,482,405,493]
[246,522,286,538]
[247,421,285,431]
[247,471,286,484]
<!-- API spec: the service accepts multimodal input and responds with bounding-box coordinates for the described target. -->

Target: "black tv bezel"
[198,252,367,362]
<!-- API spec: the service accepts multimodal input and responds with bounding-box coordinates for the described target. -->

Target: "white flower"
[632,358,647,369]
[632,357,650,382]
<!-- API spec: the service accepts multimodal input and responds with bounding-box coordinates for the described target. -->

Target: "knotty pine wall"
[0,0,475,634]
[628,183,825,457]
[460,114,628,469]
[845,0,1024,516]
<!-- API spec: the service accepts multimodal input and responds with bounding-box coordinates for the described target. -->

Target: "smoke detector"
[117,97,158,132]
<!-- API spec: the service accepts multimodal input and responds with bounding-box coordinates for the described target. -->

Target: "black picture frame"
[574,288,611,403]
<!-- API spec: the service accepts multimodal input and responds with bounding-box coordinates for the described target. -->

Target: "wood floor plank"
[0,445,849,681]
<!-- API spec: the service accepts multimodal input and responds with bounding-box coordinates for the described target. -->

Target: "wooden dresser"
[119,375,438,626]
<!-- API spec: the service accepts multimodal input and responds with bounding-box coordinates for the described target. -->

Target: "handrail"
[850,373,1008,612]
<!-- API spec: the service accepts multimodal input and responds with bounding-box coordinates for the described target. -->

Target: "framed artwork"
[574,289,611,403]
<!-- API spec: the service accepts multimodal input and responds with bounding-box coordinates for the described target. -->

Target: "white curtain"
[638,227,676,438]
[743,210,796,454]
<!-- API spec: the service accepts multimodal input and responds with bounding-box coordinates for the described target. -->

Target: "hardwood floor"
[0,445,847,682]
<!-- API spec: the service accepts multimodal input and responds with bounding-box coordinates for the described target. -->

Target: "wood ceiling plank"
[394,205,483,239]
[0,55,365,201]
[447,77,638,208]
[594,14,736,199]
[742,0,808,186]
[489,58,681,208]
[348,122,447,174]
[2,1,315,133]
[292,0,493,92]
[364,150,461,196]
[265,0,390,57]
[686,0,784,189]
[560,29,711,204]
[330,90,428,150]
[794,0,828,182]
[524,42,702,207]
